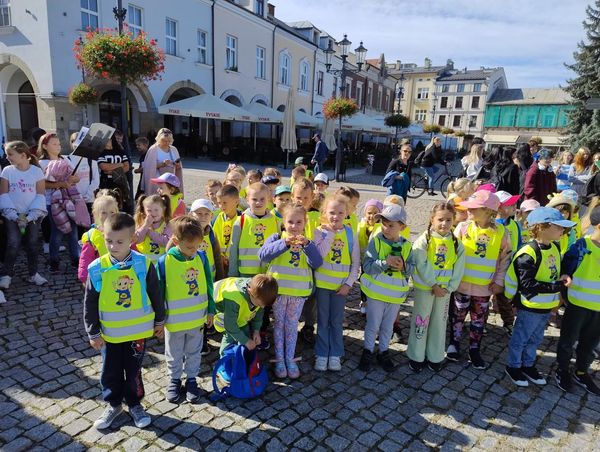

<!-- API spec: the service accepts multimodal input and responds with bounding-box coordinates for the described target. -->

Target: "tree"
[564,0,600,150]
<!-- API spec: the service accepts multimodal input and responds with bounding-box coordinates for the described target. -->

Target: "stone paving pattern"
[0,160,599,451]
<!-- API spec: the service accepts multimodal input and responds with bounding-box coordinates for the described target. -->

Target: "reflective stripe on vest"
[315,227,352,290]
[360,234,412,304]
[213,278,259,332]
[213,212,239,258]
[82,227,108,257]
[412,234,458,290]
[461,222,504,286]
[568,238,600,311]
[97,254,154,343]
[267,232,313,297]
[238,214,278,274]
[164,253,209,332]
[137,221,166,261]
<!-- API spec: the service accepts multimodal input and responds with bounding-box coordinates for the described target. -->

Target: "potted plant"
[68,83,98,106]
[323,97,359,119]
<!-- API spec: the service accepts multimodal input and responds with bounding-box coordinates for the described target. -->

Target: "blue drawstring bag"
[211,344,268,401]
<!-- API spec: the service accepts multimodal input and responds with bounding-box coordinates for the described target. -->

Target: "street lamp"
[113,0,128,142]
[393,73,405,150]
[324,34,367,182]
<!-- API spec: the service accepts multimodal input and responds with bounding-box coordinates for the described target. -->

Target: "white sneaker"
[28,273,48,286]
[94,404,123,430]
[314,356,328,371]
[328,356,342,371]
[0,291,6,304]
[129,404,151,428]
[0,276,11,289]
[43,243,49,254]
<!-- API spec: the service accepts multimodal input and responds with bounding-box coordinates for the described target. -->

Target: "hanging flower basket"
[441,127,455,135]
[323,97,359,119]
[384,114,411,128]
[74,28,165,84]
[422,123,441,134]
[68,83,98,106]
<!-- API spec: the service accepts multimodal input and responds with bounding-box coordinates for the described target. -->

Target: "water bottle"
[388,242,404,272]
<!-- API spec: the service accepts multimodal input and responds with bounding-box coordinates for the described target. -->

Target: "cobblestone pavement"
[1,161,599,451]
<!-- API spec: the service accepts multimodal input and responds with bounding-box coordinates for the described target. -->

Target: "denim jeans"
[507,309,551,368]
[423,165,438,190]
[315,288,346,357]
[314,160,324,175]
[47,205,80,266]
[1,219,42,277]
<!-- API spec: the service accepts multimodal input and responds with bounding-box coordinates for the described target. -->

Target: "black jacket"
[421,144,442,167]
[492,163,521,195]
[584,172,600,205]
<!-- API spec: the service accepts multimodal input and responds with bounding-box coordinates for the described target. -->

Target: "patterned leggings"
[449,292,490,349]
[273,295,306,363]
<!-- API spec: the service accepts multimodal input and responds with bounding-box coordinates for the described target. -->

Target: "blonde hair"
[282,204,307,223]
[529,223,552,240]
[4,140,39,167]
[320,194,349,225]
[246,182,270,196]
[582,196,600,231]
[155,128,174,146]
[383,194,405,207]
[292,177,314,193]
[464,144,484,165]
[134,194,171,227]
[263,167,281,178]
[92,195,119,223]
[447,178,474,197]
[310,192,325,211]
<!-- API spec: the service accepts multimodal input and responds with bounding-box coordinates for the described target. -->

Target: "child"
[358,199,383,257]
[240,169,262,200]
[294,157,313,181]
[336,186,360,232]
[205,179,222,212]
[151,172,186,218]
[224,167,246,209]
[272,185,292,220]
[259,205,323,378]
[447,195,469,225]
[133,194,172,262]
[190,199,225,282]
[555,205,600,395]
[561,189,582,240]
[212,184,241,271]
[408,203,466,372]
[313,173,329,195]
[79,194,120,284]
[84,213,165,429]
[448,190,512,369]
[213,274,278,355]
[547,192,578,254]
[447,178,476,200]
[313,195,360,371]
[261,175,279,210]
[311,192,325,212]
[263,167,282,182]
[517,199,541,244]
[0,140,48,294]
[290,166,306,188]
[359,204,414,372]
[134,137,149,199]
[157,215,215,403]
[504,207,573,387]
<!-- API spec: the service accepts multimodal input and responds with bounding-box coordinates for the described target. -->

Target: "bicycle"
[407,160,457,199]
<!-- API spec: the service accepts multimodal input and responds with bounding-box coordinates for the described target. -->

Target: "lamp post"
[394,73,405,150]
[324,35,367,182]
[113,1,128,140]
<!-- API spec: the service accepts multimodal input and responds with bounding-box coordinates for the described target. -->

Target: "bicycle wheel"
[407,176,428,199]
[440,177,451,199]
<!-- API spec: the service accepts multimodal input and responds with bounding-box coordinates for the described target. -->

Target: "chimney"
[446,59,454,70]
[424,57,432,69]
[396,59,401,70]
[267,3,275,18]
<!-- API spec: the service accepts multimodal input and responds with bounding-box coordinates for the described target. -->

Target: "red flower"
[95,62,103,68]
[101,71,109,78]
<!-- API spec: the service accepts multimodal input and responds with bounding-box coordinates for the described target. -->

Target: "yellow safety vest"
[361,233,412,303]
[568,238,600,311]
[213,278,260,332]
[213,211,239,258]
[461,222,505,286]
[198,229,216,280]
[237,214,278,275]
[315,226,353,290]
[373,222,411,242]
[505,219,520,253]
[357,220,376,255]
[520,221,531,245]
[137,221,167,261]
[305,210,321,240]
[267,232,313,297]
[94,254,154,343]
[504,242,562,309]
[344,213,359,233]
[82,226,108,257]
[170,192,185,218]
[413,233,458,290]
[163,253,209,332]
[573,212,582,239]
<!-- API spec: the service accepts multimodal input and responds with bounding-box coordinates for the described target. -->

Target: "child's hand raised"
[560,275,572,288]
[89,337,105,350]
[386,256,404,271]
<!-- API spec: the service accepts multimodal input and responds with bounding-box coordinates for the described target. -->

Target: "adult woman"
[515,143,534,194]
[420,137,443,196]
[491,146,520,195]
[554,150,574,191]
[524,148,557,206]
[142,128,184,195]
[568,147,594,198]
[461,143,484,180]
[384,144,413,201]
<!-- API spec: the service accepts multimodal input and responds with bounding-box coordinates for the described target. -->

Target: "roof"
[287,20,320,31]
[437,68,501,81]
[270,17,318,47]
[488,88,571,105]
[388,65,447,74]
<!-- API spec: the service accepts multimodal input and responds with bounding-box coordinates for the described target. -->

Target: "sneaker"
[409,359,424,373]
[0,276,11,289]
[201,338,210,356]
[503,324,513,337]
[166,379,182,403]
[286,359,300,379]
[521,366,547,385]
[468,349,487,370]
[446,343,460,362]
[274,361,287,379]
[377,351,395,372]
[28,273,48,286]
[505,366,529,387]
[49,262,60,274]
[427,361,444,372]
[185,378,201,403]
[555,368,573,392]
[0,291,6,304]
[428,191,438,196]
[301,326,315,345]
[392,323,402,343]
[129,404,151,428]
[573,372,600,395]
[358,349,374,372]
[257,332,270,351]
[314,356,328,371]
[94,404,123,430]
[328,356,342,371]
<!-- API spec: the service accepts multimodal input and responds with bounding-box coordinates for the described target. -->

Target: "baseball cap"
[274,185,292,196]
[527,207,576,228]
[448,196,467,211]
[314,173,329,185]
[560,189,579,205]
[261,175,280,185]
[495,190,520,206]
[375,204,407,224]
[312,133,321,139]
[294,157,304,166]
[190,198,215,213]
[460,190,501,211]
[538,148,552,160]
[476,183,496,193]
[150,172,180,188]
[520,199,541,212]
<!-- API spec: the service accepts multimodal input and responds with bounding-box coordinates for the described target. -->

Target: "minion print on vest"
[331,238,345,264]
[434,243,448,269]
[474,233,491,258]
[223,224,232,247]
[198,239,209,254]
[182,267,200,296]
[253,223,267,246]
[149,241,160,255]
[114,275,135,308]
[547,254,558,281]
[288,242,302,267]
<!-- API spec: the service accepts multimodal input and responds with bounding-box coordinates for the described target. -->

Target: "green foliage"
[384,114,411,128]
[441,127,455,135]
[323,97,359,119]
[454,131,466,137]
[422,123,441,134]
[68,83,98,106]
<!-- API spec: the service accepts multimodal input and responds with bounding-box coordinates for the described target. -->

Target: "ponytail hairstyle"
[134,194,171,227]
[4,140,40,167]
[36,132,59,160]
[95,188,123,211]
[426,201,459,252]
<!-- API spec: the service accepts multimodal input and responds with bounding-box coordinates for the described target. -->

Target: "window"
[356,85,362,107]
[415,109,427,122]
[226,35,237,70]
[0,0,10,27]
[316,71,324,96]
[367,86,372,106]
[128,5,143,37]
[377,89,382,110]
[471,96,480,109]
[255,0,264,16]
[438,115,446,126]
[441,84,449,93]
[417,87,429,100]
[165,18,177,56]
[469,115,477,128]
[455,96,463,109]
[457,83,465,93]
[440,96,448,109]
[255,46,265,78]
[81,0,99,30]
[473,83,482,92]
[197,30,208,64]
[279,52,290,85]
[453,115,461,127]
[299,61,310,91]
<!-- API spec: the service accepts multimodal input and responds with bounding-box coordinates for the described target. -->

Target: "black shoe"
[377,350,395,372]
[428,191,438,196]
[257,332,270,350]
[185,378,201,403]
[505,366,529,387]
[358,349,373,372]
[201,338,210,356]
[555,368,573,392]
[49,262,60,274]
[166,379,182,403]
[300,326,315,345]
[392,323,402,343]
[446,343,460,362]
[409,359,424,373]
[521,366,547,385]
[468,349,487,370]
[427,361,444,372]
[573,372,600,395]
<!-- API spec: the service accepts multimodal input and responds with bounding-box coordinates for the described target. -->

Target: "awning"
[245,102,283,123]
[341,113,394,134]
[483,133,518,144]
[158,94,257,122]
[296,110,319,128]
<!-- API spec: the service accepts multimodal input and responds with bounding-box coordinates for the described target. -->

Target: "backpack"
[211,344,268,401]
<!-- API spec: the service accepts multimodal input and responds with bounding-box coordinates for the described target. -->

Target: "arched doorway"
[99,90,133,134]
[18,81,38,138]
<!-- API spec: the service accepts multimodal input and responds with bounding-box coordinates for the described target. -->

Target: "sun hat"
[460,190,501,211]
[495,190,520,206]
[519,199,541,212]
[527,207,576,228]
[364,199,383,212]
[294,157,304,166]
[476,183,496,193]
[190,199,215,213]
[274,185,292,196]
[375,204,407,224]
[314,173,329,185]
[547,193,576,209]
[150,172,180,188]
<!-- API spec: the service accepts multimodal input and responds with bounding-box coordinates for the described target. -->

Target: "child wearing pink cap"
[517,199,541,244]
[151,173,186,219]
[447,190,513,369]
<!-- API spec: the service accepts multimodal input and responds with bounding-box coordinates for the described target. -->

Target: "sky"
[273,0,591,88]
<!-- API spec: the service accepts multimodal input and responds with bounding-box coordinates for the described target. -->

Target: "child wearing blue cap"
[504,207,574,387]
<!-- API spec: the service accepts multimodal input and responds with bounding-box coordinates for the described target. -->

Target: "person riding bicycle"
[418,137,443,196]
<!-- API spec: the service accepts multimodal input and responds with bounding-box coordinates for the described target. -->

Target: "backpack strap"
[131,253,150,312]
[208,227,217,247]
[344,225,354,256]
[88,258,102,292]
[157,255,167,281]
[196,250,208,268]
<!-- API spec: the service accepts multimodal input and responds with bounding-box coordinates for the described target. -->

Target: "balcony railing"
[0,1,11,27]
